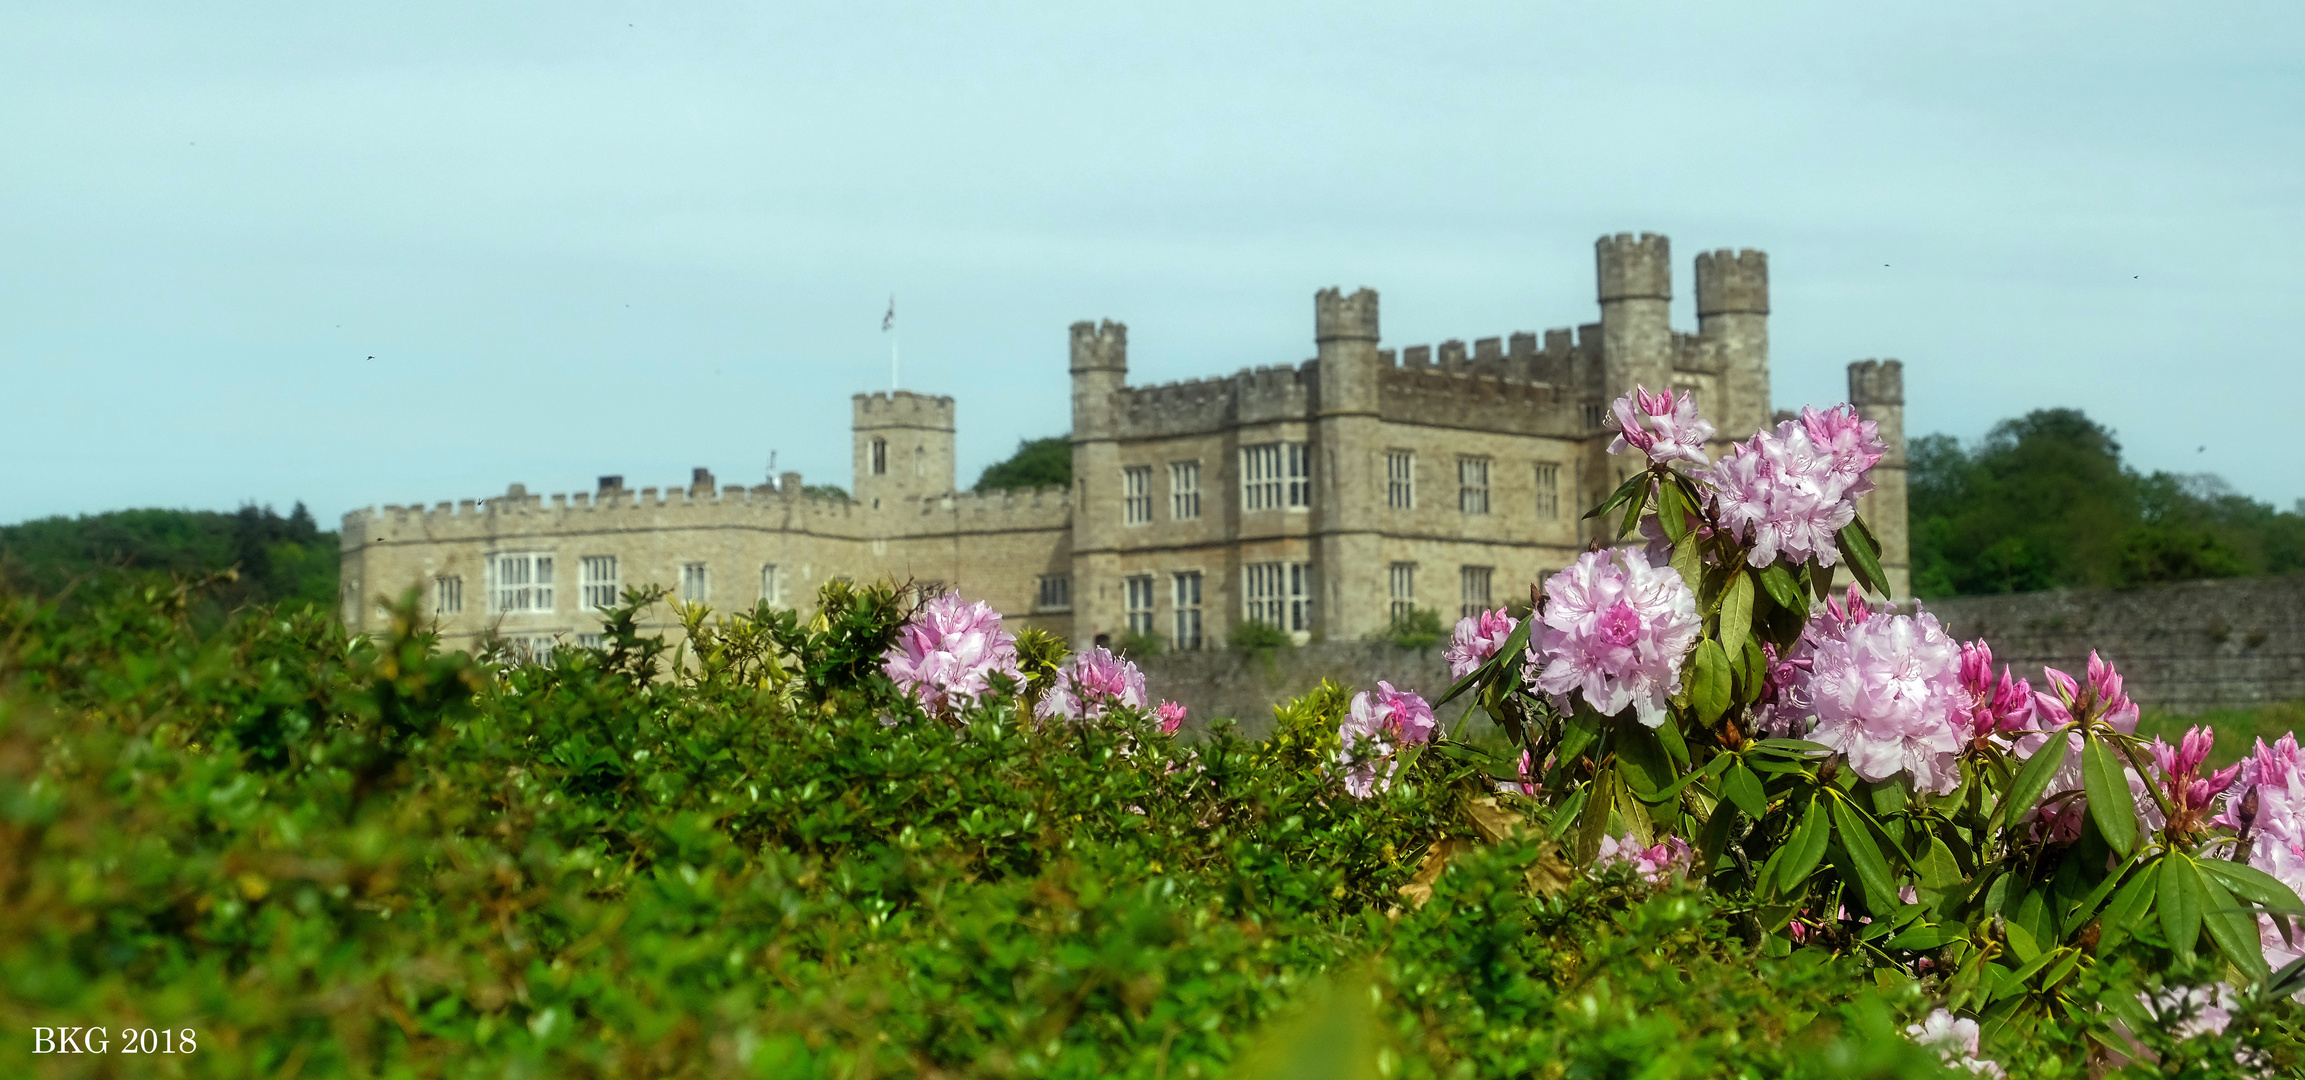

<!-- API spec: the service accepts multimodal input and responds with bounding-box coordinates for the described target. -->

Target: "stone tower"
[1068,320,1128,648]
[1596,233,1673,401]
[1695,248,1770,440]
[1313,287,1382,641]
[1848,360,1912,599]
[851,391,956,509]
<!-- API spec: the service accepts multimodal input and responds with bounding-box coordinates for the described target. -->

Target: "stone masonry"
[338,232,1914,655]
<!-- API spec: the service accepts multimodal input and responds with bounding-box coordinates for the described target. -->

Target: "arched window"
[870,437,888,475]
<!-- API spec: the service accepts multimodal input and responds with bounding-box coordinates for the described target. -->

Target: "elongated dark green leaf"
[1617,482,1647,539]
[1735,635,1768,703]
[1756,562,1805,612]
[1829,796,1900,916]
[2196,870,2272,984]
[1919,837,1962,889]
[1696,796,1738,877]
[2062,855,2140,938]
[2195,858,2305,915]
[1689,640,1731,724]
[2099,862,2160,950]
[1719,572,1754,664]
[1574,768,1618,863]
[1656,481,1689,541]
[1886,925,1958,951]
[1998,726,2073,829]
[1808,559,1836,603]
[1779,798,1830,892]
[1555,703,1604,767]
[1582,469,1651,521]
[2159,854,2206,960]
[1835,522,1889,600]
[1654,709,1691,770]
[1723,760,1766,819]
[2080,734,2137,860]
[1752,738,1834,757]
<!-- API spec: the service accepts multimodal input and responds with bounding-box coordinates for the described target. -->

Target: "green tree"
[973,435,1071,492]
[0,503,337,617]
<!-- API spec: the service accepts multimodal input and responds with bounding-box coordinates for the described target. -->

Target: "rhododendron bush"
[1418,386,2305,1066]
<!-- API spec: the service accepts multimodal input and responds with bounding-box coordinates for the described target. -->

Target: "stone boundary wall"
[1140,642,1459,739]
[1142,574,2305,733]
[1923,575,2305,714]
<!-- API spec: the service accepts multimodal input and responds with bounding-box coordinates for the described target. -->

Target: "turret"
[1696,248,1770,440]
[1313,287,1383,642]
[851,390,956,509]
[1848,360,1910,599]
[1596,232,1673,402]
[1068,319,1128,649]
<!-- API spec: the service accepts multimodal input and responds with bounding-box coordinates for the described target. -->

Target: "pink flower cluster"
[1792,587,1968,794]
[1593,833,1693,884]
[1603,385,1715,467]
[2212,733,2305,974]
[2036,650,2141,731]
[1335,681,1436,799]
[1956,640,2036,739]
[1036,646,1149,723]
[882,593,1023,718]
[1528,548,1701,728]
[1706,405,1887,569]
[1155,700,1188,735]
[2152,726,2240,831]
[1445,609,1520,679]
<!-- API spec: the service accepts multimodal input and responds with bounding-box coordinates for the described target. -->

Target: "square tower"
[852,391,956,508]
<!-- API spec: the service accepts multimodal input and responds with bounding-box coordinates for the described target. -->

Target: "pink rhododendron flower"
[2034,651,2140,732]
[2151,726,2240,830]
[1604,385,1715,467]
[1907,1009,2003,1078]
[1444,609,1520,678]
[1335,681,1436,799]
[881,592,1023,718]
[1155,700,1187,735]
[1704,405,1886,569]
[1529,548,1701,728]
[1795,589,1966,794]
[1593,833,1693,883]
[1956,640,2036,739]
[1035,646,1149,723]
[2209,733,2305,978]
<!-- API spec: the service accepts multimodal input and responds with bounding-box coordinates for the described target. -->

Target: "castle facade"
[337,232,1912,655]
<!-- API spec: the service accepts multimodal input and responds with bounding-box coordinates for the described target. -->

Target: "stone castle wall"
[1925,575,2305,714]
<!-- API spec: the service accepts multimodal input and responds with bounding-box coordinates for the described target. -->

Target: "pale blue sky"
[5,1,2301,525]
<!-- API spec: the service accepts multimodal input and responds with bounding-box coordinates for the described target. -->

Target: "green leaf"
[1829,795,1900,916]
[1669,532,1703,594]
[1778,798,1830,893]
[2195,858,2305,915]
[1555,703,1604,768]
[1752,739,1834,758]
[2159,854,2206,960]
[1719,572,1754,664]
[1617,481,1647,539]
[2080,734,2137,860]
[1689,640,1731,724]
[1918,837,1962,890]
[2099,862,2160,953]
[1998,726,2072,829]
[1656,481,1689,541]
[1756,562,1805,613]
[1834,522,1889,600]
[1574,767,1618,863]
[1807,559,1836,603]
[1886,925,1958,951]
[1583,469,1651,521]
[1696,797,1739,877]
[1735,635,1768,704]
[2197,869,2273,984]
[1722,761,1766,819]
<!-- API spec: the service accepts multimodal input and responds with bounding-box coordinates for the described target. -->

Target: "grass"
[2136,700,2305,768]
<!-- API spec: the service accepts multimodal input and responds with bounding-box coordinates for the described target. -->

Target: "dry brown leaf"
[1396,837,1473,909]
[1466,797,1526,845]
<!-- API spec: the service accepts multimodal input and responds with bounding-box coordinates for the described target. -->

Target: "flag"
[882,295,895,332]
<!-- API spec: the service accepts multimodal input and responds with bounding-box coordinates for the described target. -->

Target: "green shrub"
[1228,619,1291,654]
[0,577,2290,1077]
[1372,607,1445,650]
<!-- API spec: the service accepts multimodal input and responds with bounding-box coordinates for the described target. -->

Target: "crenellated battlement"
[853,390,955,429]
[1597,232,1672,302]
[1111,361,1319,437]
[1314,287,1379,342]
[1377,364,1574,437]
[1849,359,1904,405]
[1069,319,1127,371]
[1695,248,1769,315]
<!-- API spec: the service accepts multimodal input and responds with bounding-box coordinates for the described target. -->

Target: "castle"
[337,232,1911,656]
